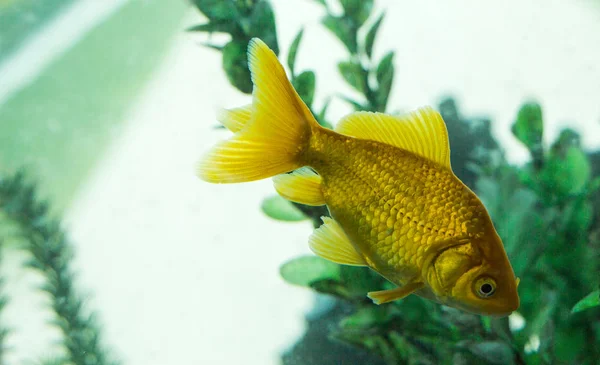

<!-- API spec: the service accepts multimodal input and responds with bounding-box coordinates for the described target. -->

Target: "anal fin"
[309,217,366,266]
[367,282,424,305]
[273,167,325,206]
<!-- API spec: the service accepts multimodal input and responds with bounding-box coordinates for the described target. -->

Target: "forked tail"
[197,38,319,183]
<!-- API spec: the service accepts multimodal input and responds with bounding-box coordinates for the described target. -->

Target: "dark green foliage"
[438,97,502,187]
[293,71,317,108]
[365,13,385,59]
[285,28,329,128]
[0,248,7,363]
[512,102,544,168]
[222,41,254,93]
[312,0,394,112]
[282,300,387,365]
[475,107,600,363]
[0,171,118,365]
[338,60,367,93]
[287,28,304,77]
[189,0,279,94]
[375,51,395,112]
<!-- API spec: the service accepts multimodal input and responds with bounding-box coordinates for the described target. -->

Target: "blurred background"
[0,0,599,364]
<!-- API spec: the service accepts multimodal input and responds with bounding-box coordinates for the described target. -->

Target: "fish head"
[447,261,520,317]
[426,238,520,316]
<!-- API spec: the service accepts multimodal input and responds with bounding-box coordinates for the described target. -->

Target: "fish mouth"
[447,266,520,317]
[453,301,518,317]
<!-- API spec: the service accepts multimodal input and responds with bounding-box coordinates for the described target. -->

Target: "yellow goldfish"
[198,38,520,316]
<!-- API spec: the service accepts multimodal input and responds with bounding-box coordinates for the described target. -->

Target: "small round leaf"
[261,195,307,221]
[280,255,341,287]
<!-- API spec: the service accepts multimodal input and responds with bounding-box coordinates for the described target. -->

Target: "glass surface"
[1,0,599,364]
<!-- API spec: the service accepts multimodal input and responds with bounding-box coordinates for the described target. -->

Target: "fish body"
[198,38,520,316]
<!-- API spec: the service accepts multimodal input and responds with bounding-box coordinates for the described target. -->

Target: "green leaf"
[339,95,366,111]
[340,0,373,26]
[292,70,316,107]
[551,128,580,154]
[338,60,367,93]
[317,97,333,128]
[563,199,593,235]
[261,195,307,221]
[192,0,239,21]
[247,0,279,54]
[202,42,224,51]
[280,256,341,287]
[571,290,600,313]
[542,146,591,196]
[511,102,544,153]
[323,15,358,54]
[339,306,391,330]
[589,176,600,193]
[376,51,395,111]
[287,28,304,76]
[364,13,384,59]
[187,21,238,34]
[222,41,253,94]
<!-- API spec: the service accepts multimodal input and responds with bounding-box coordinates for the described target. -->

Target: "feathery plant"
[0,171,118,365]
[190,0,600,364]
[0,245,7,363]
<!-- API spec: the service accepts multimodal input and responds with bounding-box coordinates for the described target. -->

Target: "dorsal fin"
[272,167,325,206]
[335,107,451,168]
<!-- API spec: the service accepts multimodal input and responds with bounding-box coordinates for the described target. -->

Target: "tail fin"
[198,38,319,184]
[217,104,252,133]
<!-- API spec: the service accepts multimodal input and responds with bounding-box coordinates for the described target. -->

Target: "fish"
[197,38,520,316]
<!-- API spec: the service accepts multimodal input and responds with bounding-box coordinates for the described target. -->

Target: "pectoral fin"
[309,217,367,266]
[367,282,424,305]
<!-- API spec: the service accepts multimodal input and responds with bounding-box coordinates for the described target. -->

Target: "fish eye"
[474,277,497,298]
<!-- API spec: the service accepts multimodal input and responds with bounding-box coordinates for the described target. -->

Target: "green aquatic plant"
[189,0,279,94]
[0,246,7,363]
[0,171,118,365]
[190,0,600,364]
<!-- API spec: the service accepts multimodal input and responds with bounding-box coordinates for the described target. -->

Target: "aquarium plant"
[1,0,598,364]
[0,171,118,364]
[189,0,600,364]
